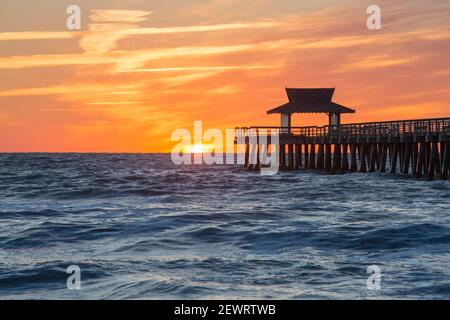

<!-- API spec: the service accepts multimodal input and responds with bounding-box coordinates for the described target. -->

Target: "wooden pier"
[235,88,450,179]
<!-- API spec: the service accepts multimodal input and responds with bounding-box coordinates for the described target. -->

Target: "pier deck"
[235,117,450,179]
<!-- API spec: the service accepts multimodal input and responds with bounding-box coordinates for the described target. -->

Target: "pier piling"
[236,117,450,179]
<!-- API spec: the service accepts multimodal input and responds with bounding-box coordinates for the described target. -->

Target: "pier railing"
[235,117,450,139]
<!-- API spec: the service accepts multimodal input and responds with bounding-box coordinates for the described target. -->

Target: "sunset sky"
[0,0,449,152]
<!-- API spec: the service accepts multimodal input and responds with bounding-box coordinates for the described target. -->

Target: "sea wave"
[0,153,449,299]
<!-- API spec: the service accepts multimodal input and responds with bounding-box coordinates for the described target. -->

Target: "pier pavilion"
[235,87,450,179]
[267,88,355,129]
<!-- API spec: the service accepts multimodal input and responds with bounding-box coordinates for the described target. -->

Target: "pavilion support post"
[294,144,300,169]
[280,113,292,134]
[329,113,341,126]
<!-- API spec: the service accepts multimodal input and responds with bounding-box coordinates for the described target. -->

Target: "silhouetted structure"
[267,88,355,128]
[236,87,450,179]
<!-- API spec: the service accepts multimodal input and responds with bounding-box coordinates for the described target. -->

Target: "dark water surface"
[0,153,449,299]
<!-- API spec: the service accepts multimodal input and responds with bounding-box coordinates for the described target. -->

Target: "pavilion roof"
[267,88,355,114]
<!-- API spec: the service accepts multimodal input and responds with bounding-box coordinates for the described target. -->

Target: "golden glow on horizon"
[183,144,215,154]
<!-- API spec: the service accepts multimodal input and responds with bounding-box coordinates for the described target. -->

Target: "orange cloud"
[334,54,424,72]
[90,9,152,23]
[0,31,77,41]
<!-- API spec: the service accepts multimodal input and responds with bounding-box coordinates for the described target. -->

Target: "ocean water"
[0,153,449,299]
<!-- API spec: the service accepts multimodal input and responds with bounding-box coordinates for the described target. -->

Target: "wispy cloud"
[0,42,281,71]
[121,21,280,36]
[90,9,152,23]
[86,101,142,105]
[80,9,153,53]
[0,83,143,97]
[0,31,77,41]
[334,54,423,72]
[122,65,271,73]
